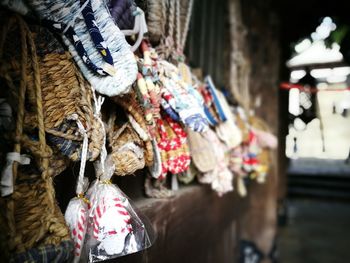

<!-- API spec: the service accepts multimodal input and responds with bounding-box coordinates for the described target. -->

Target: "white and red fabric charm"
[90,186,134,255]
[64,196,89,261]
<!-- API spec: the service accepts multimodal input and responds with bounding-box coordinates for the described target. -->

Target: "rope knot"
[101,179,112,185]
[77,193,90,205]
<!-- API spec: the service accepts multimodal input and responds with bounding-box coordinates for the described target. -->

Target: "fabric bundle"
[158,60,208,132]
[197,129,233,196]
[155,115,190,179]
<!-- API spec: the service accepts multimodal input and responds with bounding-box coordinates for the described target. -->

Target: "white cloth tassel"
[171,174,179,191]
[1,152,30,197]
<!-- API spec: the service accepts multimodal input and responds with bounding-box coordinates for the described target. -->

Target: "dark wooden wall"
[185,0,230,89]
[236,0,280,260]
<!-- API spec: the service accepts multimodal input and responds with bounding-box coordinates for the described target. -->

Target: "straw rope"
[174,0,181,51]
[146,0,167,43]
[167,0,175,45]
[155,0,176,59]
[228,0,251,114]
[179,0,193,52]
[154,0,193,60]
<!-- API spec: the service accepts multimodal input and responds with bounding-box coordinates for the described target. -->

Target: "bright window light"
[333,66,350,76]
[295,39,312,53]
[311,68,332,78]
[290,70,306,81]
[327,75,347,83]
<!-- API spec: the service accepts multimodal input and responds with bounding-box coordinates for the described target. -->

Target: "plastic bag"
[65,197,89,262]
[64,120,90,262]
[85,156,154,262]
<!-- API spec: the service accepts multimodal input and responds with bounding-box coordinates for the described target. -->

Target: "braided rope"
[228,0,251,114]
[155,0,194,59]
[146,0,166,43]
[27,28,48,171]
[46,129,82,141]
[156,0,176,59]
[174,0,181,51]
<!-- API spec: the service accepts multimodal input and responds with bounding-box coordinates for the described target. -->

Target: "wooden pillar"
[229,0,281,261]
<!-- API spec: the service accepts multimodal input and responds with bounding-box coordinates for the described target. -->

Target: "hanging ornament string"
[280,82,350,93]
[67,114,89,195]
[64,114,90,262]
[90,85,107,175]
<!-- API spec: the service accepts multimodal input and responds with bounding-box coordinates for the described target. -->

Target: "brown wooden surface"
[108,184,240,263]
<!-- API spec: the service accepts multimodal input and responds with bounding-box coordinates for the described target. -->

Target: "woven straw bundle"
[113,93,154,166]
[0,14,72,259]
[107,111,146,176]
[12,170,71,251]
[5,24,104,162]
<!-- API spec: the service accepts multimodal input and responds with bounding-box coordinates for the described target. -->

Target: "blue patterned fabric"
[10,240,74,263]
[81,0,114,67]
[161,98,180,122]
[204,106,219,126]
[205,76,228,122]
[44,19,107,75]
[184,114,208,133]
